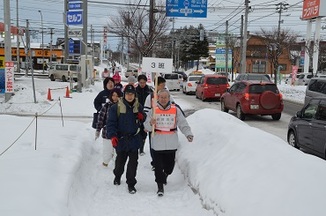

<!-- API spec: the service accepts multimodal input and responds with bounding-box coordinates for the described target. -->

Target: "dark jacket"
[106,98,145,152]
[136,84,152,106]
[93,89,111,112]
[96,101,115,139]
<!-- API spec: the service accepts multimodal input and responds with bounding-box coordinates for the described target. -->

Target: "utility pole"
[38,10,44,74]
[26,19,37,103]
[16,0,20,73]
[149,0,154,57]
[171,18,175,69]
[64,0,68,63]
[127,12,130,70]
[240,0,249,74]
[239,15,243,76]
[49,28,54,65]
[91,25,94,59]
[225,20,229,74]
[276,2,289,84]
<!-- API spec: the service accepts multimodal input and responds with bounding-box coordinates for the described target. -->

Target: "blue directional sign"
[66,11,83,26]
[69,39,75,54]
[166,0,207,18]
[68,2,82,10]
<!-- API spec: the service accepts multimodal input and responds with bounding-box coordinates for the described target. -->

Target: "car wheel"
[195,91,199,99]
[236,104,245,120]
[288,130,298,148]
[62,75,67,82]
[221,99,229,113]
[271,113,281,120]
[201,93,205,102]
[50,74,55,81]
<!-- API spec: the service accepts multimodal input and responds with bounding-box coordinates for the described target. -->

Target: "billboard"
[302,0,326,20]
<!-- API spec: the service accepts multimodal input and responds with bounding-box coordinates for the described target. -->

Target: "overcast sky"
[0,0,325,51]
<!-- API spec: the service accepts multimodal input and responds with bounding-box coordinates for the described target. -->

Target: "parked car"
[125,69,138,78]
[220,80,283,120]
[304,77,326,105]
[295,72,313,86]
[195,74,229,101]
[173,71,187,81]
[287,97,326,158]
[163,73,182,91]
[234,73,272,83]
[183,75,203,95]
[215,72,231,81]
[48,64,80,82]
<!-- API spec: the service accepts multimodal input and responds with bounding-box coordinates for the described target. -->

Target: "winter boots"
[128,185,137,194]
[157,183,164,197]
[113,177,121,185]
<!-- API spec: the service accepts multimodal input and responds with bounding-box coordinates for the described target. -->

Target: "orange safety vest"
[154,104,177,134]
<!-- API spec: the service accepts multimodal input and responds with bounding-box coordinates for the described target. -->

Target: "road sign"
[166,0,207,18]
[68,28,82,37]
[69,39,74,54]
[68,2,82,10]
[142,57,173,74]
[66,11,83,26]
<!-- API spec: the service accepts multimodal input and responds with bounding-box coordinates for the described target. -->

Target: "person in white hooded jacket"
[144,89,193,197]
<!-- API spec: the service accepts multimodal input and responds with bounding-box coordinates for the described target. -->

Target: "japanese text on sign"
[156,113,176,131]
[302,0,320,20]
[5,62,14,93]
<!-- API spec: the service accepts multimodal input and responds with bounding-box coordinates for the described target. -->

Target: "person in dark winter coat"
[93,77,115,112]
[136,74,153,155]
[106,84,146,194]
[95,88,123,167]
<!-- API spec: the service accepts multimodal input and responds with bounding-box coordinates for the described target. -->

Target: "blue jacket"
[106,98,145,152]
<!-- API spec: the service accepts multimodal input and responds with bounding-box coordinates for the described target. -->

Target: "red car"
[195,74,229,101]
[220,80,284,120]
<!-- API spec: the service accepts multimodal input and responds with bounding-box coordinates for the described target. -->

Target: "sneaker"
[102,162,108,167]
[128,186,137,194]
[113,178,120,185]
[139,152,145,156]
[157,183,164,197]
[151,166,155,171]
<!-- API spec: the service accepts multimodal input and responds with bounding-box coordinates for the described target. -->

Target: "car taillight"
[227,83,230,88]
[279,93,283,100]
[187,83,192,87]
[244,93,250,100]
[203,83,208,88]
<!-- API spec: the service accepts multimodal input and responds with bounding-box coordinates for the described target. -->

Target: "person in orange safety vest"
[144,89,193,197]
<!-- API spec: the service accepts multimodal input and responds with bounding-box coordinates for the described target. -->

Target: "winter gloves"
[137,112,144,121]
[95,131,100,140]
[187,135,193,142]
[111,136,118,147]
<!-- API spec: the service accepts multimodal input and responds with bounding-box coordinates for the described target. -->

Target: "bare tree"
[258,28,298,84]
[107,0,170,60]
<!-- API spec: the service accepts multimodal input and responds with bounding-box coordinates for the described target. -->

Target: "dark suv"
[220,80,283,120]
[287,97,326,158]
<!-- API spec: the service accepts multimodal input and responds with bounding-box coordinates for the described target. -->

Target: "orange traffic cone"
[64,86,72,98]
[47,88,53,101]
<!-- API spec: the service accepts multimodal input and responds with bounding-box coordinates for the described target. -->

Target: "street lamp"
[38,10,44,74]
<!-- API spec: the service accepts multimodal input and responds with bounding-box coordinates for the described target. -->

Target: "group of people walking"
[93,71,193,196]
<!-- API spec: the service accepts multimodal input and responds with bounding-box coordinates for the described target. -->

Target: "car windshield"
[70,65,79,71]
[164,74,178,79]
[249,84,279,94]
[189,76,201,81]
[206,77,228,85]
[248,75,270,81]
